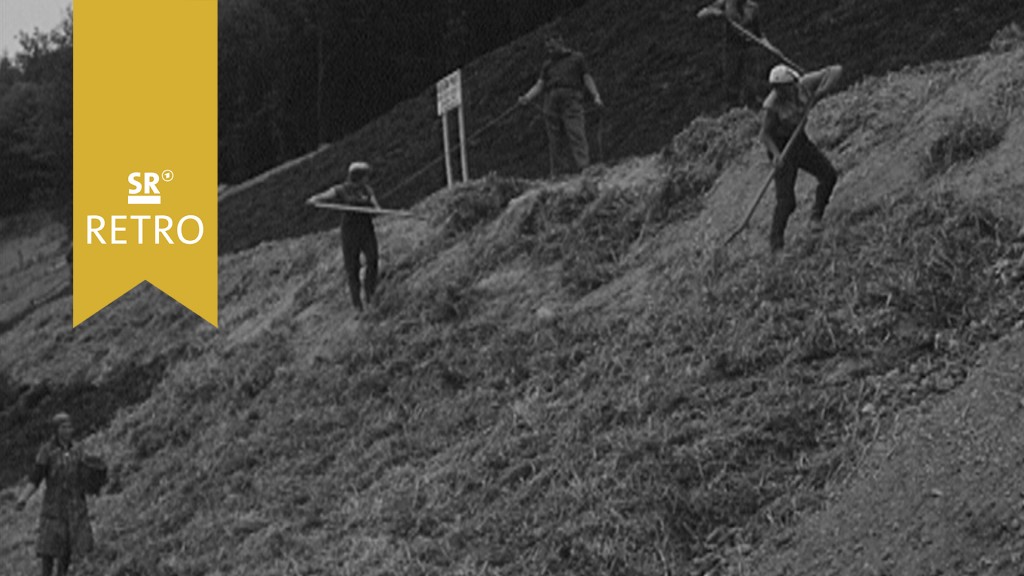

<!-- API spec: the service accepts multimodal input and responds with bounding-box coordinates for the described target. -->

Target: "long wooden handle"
[310,202,426,220]
[723,109,813,246]
[725,18,805,74]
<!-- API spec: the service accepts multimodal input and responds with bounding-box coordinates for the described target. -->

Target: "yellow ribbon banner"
[74,0,218,326]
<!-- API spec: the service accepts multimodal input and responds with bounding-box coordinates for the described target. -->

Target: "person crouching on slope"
[307,161,382,311]
[760,63,842,251]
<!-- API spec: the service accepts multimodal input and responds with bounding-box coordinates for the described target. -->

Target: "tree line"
[219,0,587,183]
[0,2,585,220]
[0,11,72,222]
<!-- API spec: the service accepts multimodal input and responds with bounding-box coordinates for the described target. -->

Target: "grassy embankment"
[1,2,1023,574]
[1,36,1013,576]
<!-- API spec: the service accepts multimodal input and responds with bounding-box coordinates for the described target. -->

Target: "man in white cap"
[760,62,843,251]
[307,162,382,310]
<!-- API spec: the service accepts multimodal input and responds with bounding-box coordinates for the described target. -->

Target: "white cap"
[348,161,371,175]
[768,64,800,85]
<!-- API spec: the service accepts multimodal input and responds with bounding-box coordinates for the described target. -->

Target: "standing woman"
[15,412,95,576]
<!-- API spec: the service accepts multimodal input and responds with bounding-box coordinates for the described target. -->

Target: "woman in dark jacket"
[15,412,95,576]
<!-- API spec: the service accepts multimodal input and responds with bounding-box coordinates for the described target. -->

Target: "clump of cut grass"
[560,185,647,293]
[669,108,760,171]
[421,281,479,324]
[888,192,1012,329]
[644,171,708,225]
[655,108,760,224]
[923,105,1008,176]
[441,175,527,235]
[507,111,761,296]
[989,22,1024,53]
[520,182,599,236]
[701,190,1016,382]
[506,181,600,265]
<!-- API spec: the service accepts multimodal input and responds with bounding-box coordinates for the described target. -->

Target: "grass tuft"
[923,105,1008,176]
[560,185,647,293]
[441,175,527,235]
[989,22,1024,53]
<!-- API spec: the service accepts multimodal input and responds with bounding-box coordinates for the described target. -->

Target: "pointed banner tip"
[72,278,219,328]
[74,0,218,329]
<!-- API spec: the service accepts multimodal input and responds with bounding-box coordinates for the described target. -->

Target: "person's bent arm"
[306,186,337,205]
[15,465,44,511]
[814,65,843,99]
[15,483,37,510]
[697,5,723,19]
[583,74,603,107]
[519,79,544,105]
[801,65,844,102]
[366,185,382,209]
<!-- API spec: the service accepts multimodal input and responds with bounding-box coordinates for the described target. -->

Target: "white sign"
[436,69,462,116]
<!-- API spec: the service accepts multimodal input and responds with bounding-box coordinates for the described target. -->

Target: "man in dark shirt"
[519,32,604,175]
[307,161,382,310]
[760,63,843,251]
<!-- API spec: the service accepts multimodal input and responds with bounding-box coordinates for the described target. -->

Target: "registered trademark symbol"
[161,170,174,182]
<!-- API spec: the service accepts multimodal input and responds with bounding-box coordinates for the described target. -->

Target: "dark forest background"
[0,1,585,220]
[218,0,588,184]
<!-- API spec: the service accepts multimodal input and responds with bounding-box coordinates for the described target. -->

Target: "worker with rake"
[698,0,769,109]
[307,161,382,311]
[518,30,604,175]
[760,63,842,251]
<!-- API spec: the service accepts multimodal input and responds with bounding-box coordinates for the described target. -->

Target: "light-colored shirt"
[762,66,842,146]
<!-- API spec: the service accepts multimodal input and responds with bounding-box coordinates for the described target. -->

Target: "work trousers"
[341,218,378,310]
[543,88,589,174]
[770,135,837,250]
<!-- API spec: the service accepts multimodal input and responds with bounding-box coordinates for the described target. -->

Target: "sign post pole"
[441,112,454,188]
[457,104,468,182]
[436,70,468,188]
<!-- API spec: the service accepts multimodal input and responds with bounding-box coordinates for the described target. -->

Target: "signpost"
[436,69,468,188]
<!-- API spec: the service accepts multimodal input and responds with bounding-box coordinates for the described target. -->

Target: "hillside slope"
[4,25,1024,576]
[739,331,1024,576]
[216,0,1023,254]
